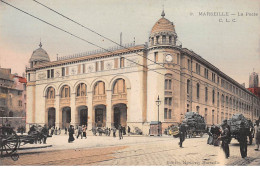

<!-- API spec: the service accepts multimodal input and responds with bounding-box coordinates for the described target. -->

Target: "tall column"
[106,90,112,128]
[55,95,60,128]
[71,93,76,126]
[87,92,93,128]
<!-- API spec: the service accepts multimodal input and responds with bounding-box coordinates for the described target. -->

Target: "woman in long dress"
[68,125,75,143]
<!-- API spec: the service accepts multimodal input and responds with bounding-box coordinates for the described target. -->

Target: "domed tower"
[146,11,182,130]
[29,42,50,68]
[149,10,178,47]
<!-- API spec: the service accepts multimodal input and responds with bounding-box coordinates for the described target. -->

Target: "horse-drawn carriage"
[0,125,47,161]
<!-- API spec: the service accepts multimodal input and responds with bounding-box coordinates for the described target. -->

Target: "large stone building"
[0,68,27,129]
[26,11,260,134]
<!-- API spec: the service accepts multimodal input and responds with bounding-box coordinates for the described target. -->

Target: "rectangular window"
[177,54,180,64]
[169,36,172,44]
[96,61,99,71]
[169,98,172,105]
[168,109,172,119]
[47,70,50,78]
[188,59,191,70]
[165,80,168,89]
[66,67,69,75]
[164,108,168,119]
[78,64,81,74]
[164,98,167,105]
[101,61,104,71]
[28,73,30,81]
[196,63,200,75]
[169,80,172,89]
[82,64,85,73]
[204,68,208,79]
[156,36,159,44]
[114,58,118,69]
[154,52,158,62]
[62,67,65,76]
[120,57,125,68]
[51,69,54,78]
[162,35,166,43]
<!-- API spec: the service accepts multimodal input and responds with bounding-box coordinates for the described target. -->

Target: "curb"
[18,145,52,150]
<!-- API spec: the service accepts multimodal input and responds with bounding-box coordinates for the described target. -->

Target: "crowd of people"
[66,124,130,143]
[179,119,260,159]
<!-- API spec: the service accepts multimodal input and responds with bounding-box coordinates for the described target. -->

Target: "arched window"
[205,87,208,102]
[94,81,105,95]
[76,83,87,97]
[46,87,55,99]
[113,79,126,94]
[196,106,200,113]
[60,85,70,98]
[187,79,190,94]
[196,83,200,99]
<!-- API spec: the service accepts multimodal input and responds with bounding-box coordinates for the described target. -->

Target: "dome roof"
[151,11,175,34]
[29,42,50,63]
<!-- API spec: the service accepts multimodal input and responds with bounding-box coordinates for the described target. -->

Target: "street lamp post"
[155,95,161,136]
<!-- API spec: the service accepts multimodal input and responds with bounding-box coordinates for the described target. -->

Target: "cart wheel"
[11,153,19,161]
[0,127,19,158]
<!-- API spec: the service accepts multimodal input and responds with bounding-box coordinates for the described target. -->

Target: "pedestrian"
[51,126,54,136]
[219,121,230,159]
[238,122,248,158]
[207,125,214,145]
[68,125,75,143]
[54,127,58,135]
[65,127,67,135]
[82,125,87,139]
[128,126,131,136]
[254,120,260,151]
[92,127,97,136]
[77,125,83,139]
[179,123,186,148]
[113,127,116,138]
[42,124,48,144]
[108,128,111,136]
[119,125,123,140]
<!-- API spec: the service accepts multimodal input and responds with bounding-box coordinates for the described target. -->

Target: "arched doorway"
[77,106,88,126]
[94,105,106,127]
[62,107,71,129]
[48,108,56,128]
[113,103,127,129]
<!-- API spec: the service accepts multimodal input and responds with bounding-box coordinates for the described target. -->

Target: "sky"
[0,0,259,87]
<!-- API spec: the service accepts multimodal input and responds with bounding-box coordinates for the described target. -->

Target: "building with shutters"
[26,11,260,134]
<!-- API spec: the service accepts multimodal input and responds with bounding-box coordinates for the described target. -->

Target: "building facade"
[26,11,260,134]
[0,68,27,129]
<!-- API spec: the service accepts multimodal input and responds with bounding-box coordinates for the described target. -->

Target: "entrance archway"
[94,105,106,127]
[62,107,71,129]
[48,108,56,128]
[77,106,88,126]
[113,103,127,129]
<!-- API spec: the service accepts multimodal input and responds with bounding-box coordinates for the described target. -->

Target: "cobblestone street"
[1,134,260,166]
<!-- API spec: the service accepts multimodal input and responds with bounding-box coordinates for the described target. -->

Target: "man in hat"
[179,123,186,148]
[238,122,248,158]
[219,120,231,159]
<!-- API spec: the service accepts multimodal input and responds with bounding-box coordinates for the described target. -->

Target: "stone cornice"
[27,45,146,71]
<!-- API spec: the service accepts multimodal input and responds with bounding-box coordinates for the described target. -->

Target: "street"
[1,134,260,166]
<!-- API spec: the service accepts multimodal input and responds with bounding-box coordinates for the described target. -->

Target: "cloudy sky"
[0,0,259,87]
